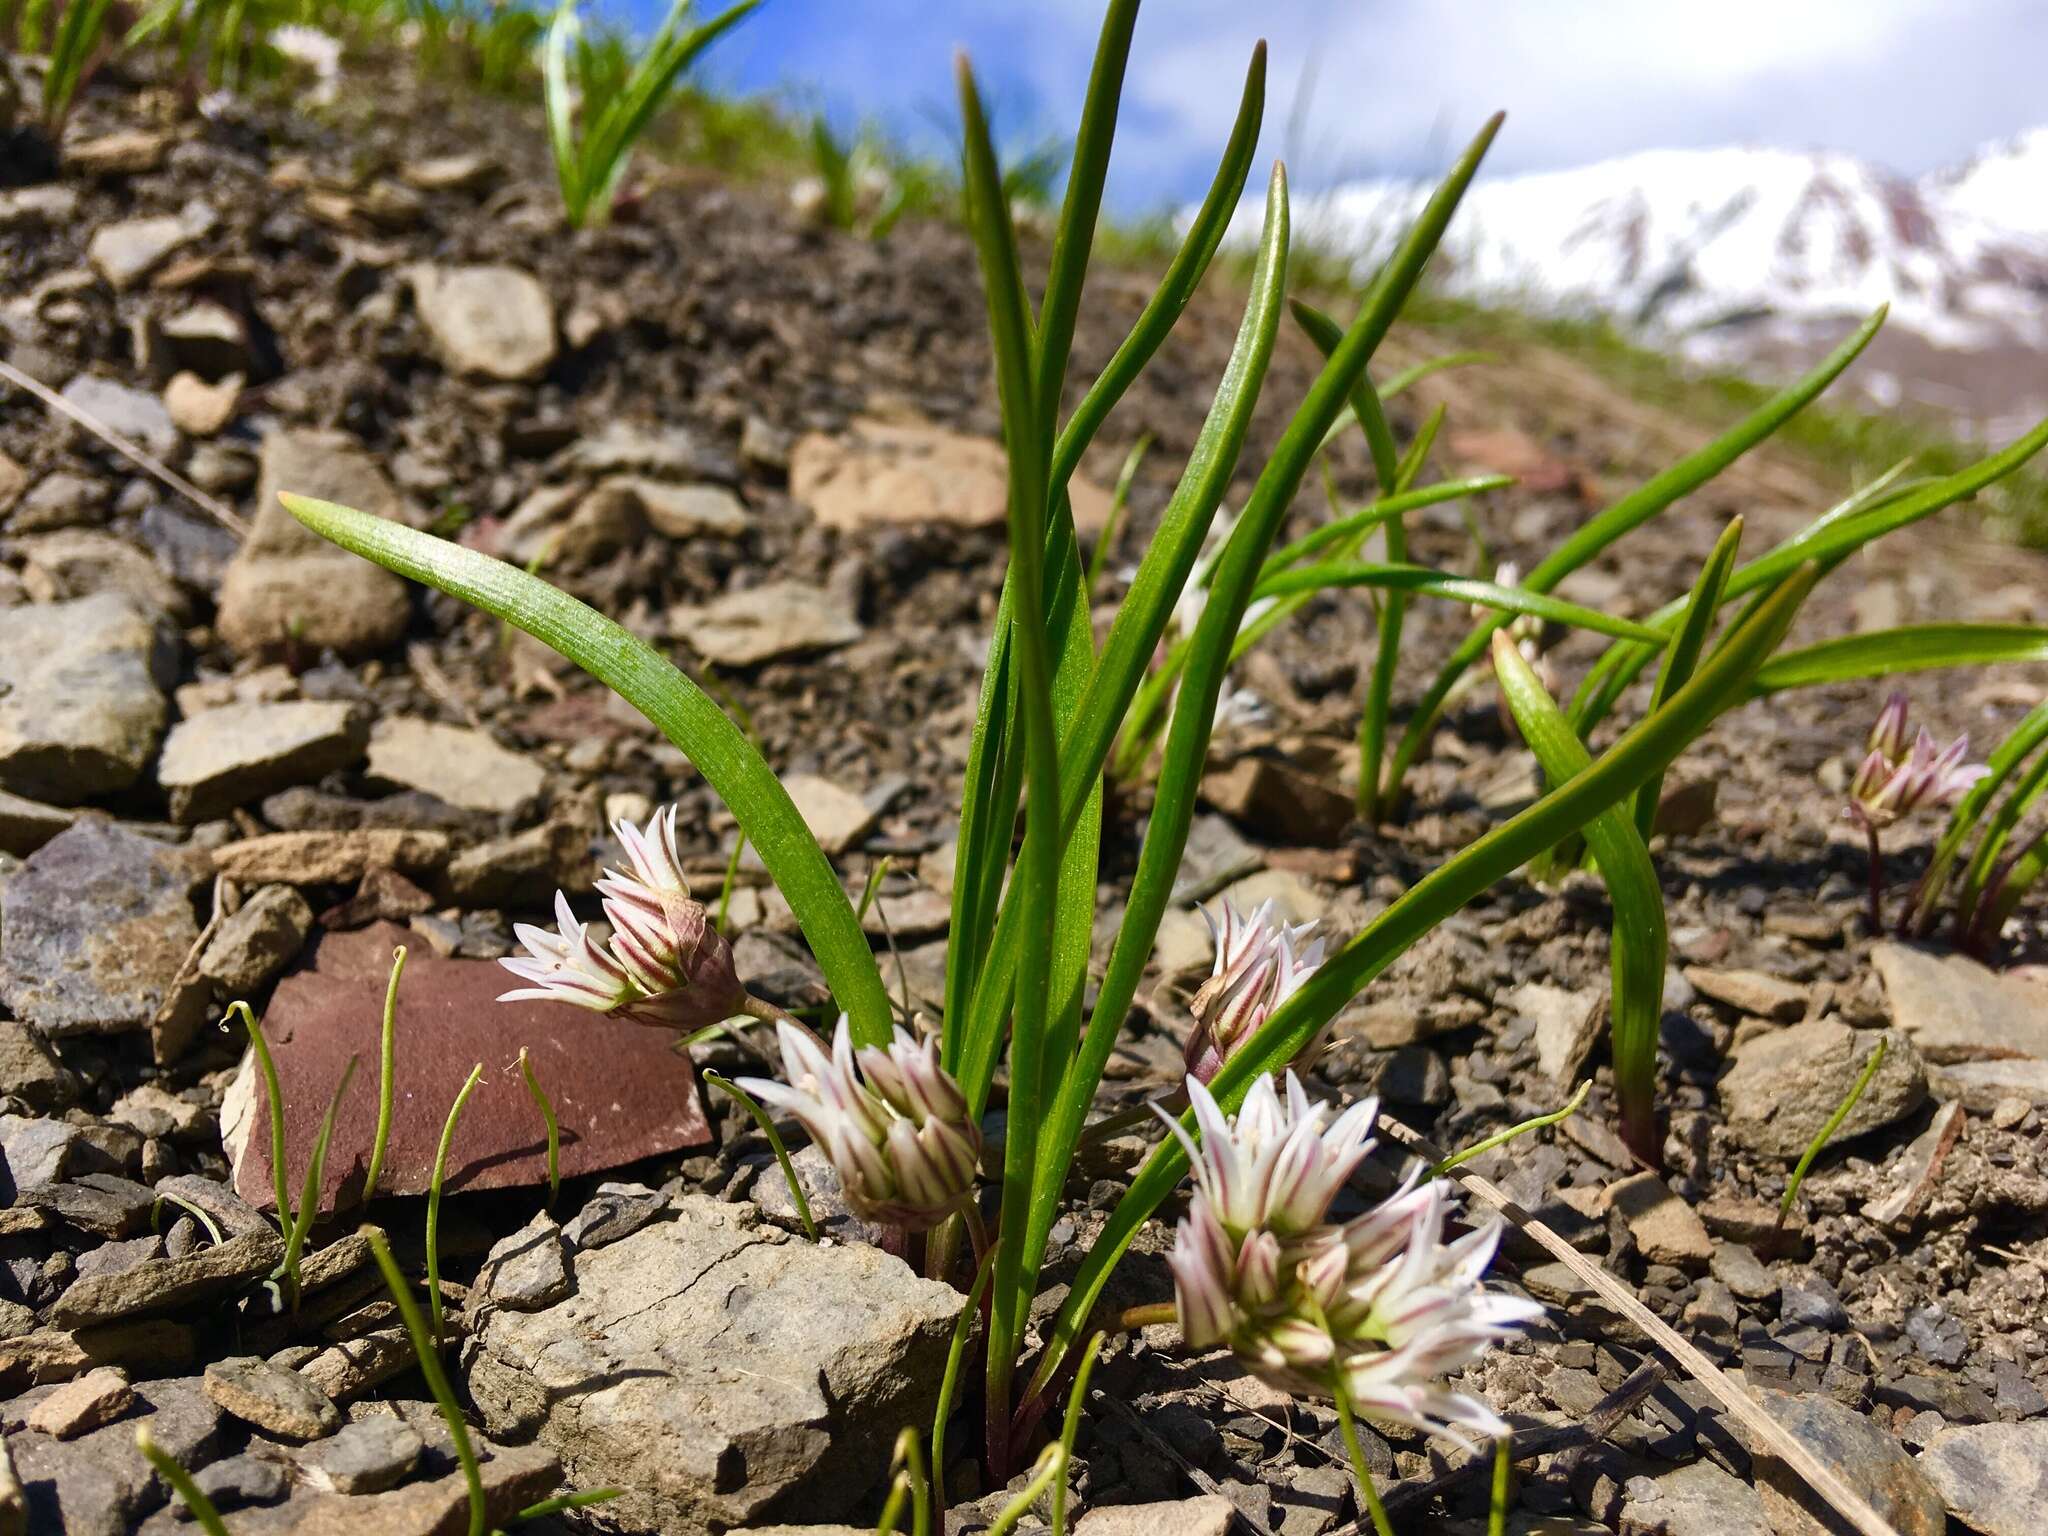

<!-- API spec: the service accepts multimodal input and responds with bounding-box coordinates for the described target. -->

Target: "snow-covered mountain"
[1259,130,2048,434]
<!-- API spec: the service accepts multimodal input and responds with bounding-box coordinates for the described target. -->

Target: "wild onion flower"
[1845,696,1987,828]
[1185,901,1325,1082]
[498,805,745,1029]
[738,1015,982,1230]
[1164,1074,1537,1440]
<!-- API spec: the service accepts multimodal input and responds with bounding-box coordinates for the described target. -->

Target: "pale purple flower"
[1160,1073,1377,1241]
[1846,709,1988,829]
[1164,1073,1538,1441]
[738,1015,981,1230]
[1185,901,1326,1082]
[499,805,745,1030]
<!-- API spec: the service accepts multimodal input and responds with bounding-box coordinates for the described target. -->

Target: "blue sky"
[638,0,2048,212]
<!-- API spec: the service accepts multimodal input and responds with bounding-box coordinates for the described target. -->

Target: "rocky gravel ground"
[2,48,2048,1536]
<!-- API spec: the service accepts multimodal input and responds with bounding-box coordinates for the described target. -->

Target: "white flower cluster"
[1164,1073,1539,1439]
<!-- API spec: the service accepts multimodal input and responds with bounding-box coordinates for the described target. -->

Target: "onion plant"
[37,0,115,130]
[273,0,2035,1499]
[1906,692,2048,949]
[543,0,758,228]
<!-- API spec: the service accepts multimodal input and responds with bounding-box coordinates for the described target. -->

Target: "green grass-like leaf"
[278,493,894,1048]
[1749,624,2048,692]
[1493,632,1668,1164]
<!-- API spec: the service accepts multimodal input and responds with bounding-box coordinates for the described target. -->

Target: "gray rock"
[203,1356,341,1441]
[12,470,107,530]
[628,478,750,539]
[0,819,203,1039]
[198,884,314,994]
[161,302,255,381]
[0,1113,79,1188]
[9,1374,222,1536]
[1916,1420,2048,1536]
[1077,1496,1237,1536]
[1718,1022,1925,1157]
[466,1193,965,1531]
[186,1452,289,1514]
[0,593,171,803]
[782,773,877,856]
[59,374,180,458]
[84,202,215,290]
[1755,1389,1946,1536]
[560,1182,666,1250]
[408,264,556,380]
[1683,965,1809,1021]
[1618,1458,1771,1536]
[211,829,451,885]
[216,431,412,660]
[24,1366,135,1438]
[24,1175,153,1238]
[74,1232,167,1279]
[1604,1171,1712,1267]
[1874,941,2048,1063]
[158,702,367,822]
[365,718,545,815]
[671,580,863,667]
[297,1414,422,1493]
[0,1021,78,1109]
[1710,1242,1778,1303]
[0,790,77,857]
[209,1437,556,1534]
[554,419,734,482]
[12,529,187,623]
[443,820,581,907]
[1779,1271,1848,1331]
[475,1211,569,1311]
[1510,981,1602,1085]
[50,1230,284,1327]
[148,1175,273,1238]
[297,1328,417,1405]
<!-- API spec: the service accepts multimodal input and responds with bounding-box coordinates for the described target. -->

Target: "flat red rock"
[225,922,710,1213]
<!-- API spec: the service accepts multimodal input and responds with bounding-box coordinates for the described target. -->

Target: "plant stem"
[704,1070,818,1240]
[428,1063,484,1342]
[1115,1301,1177,1331]
[740,991,805,1033]
[1778,1034,1888,1229]
[516,1046,561,1210]
[1431,1080,1589,1178]
[1863,815,1886,933]
[1488,1435,1511,1536]
[1332,1381,1396,1536]
[362,1225,486,1536]
[364,945,407,1202]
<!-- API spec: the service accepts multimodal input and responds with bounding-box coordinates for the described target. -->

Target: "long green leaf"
[941,40,1265,1077]
[957,52,1065,1460]
[1254,562,1671,643]
[1379,305,1887,805]
[279,494,894,1045]
[542,2,585,220]
[1751,624,2048,692]
[1031,561,1820,1399]
[1954,726,2048,927]
[1493,632,1667,1163]
[1633,517,1743,837]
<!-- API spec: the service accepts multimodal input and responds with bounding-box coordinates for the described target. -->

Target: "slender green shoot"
[987,1444,1066,1536]
[1778,1035,1888,1227]
[1085,437,1150,600]
[231,1000,294,1245]
[516,1046,561,1209]
[704,1069,817,1240]
[509,1488,626,1522]
[1488,1435,1511,1536]
[136,1425,229,1535]
[42,0,115,130]
[931,1246,998,1520]
[716,831,748,935]
[151,1191,224,1248]
[857,856,894,923]
[429,1063,485,1341]
[875,1427,932,1536]
[362,1224,487,1536]
[284,1055,359,1299]
[364,945,407,1202]
[1431,1080,1590,1178]
[1333,1379,1396,1536]
[1052,1331,1107,1536]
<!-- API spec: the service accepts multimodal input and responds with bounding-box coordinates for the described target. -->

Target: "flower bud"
[739,1016,981,1231]
[1185,901,1325,1083]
